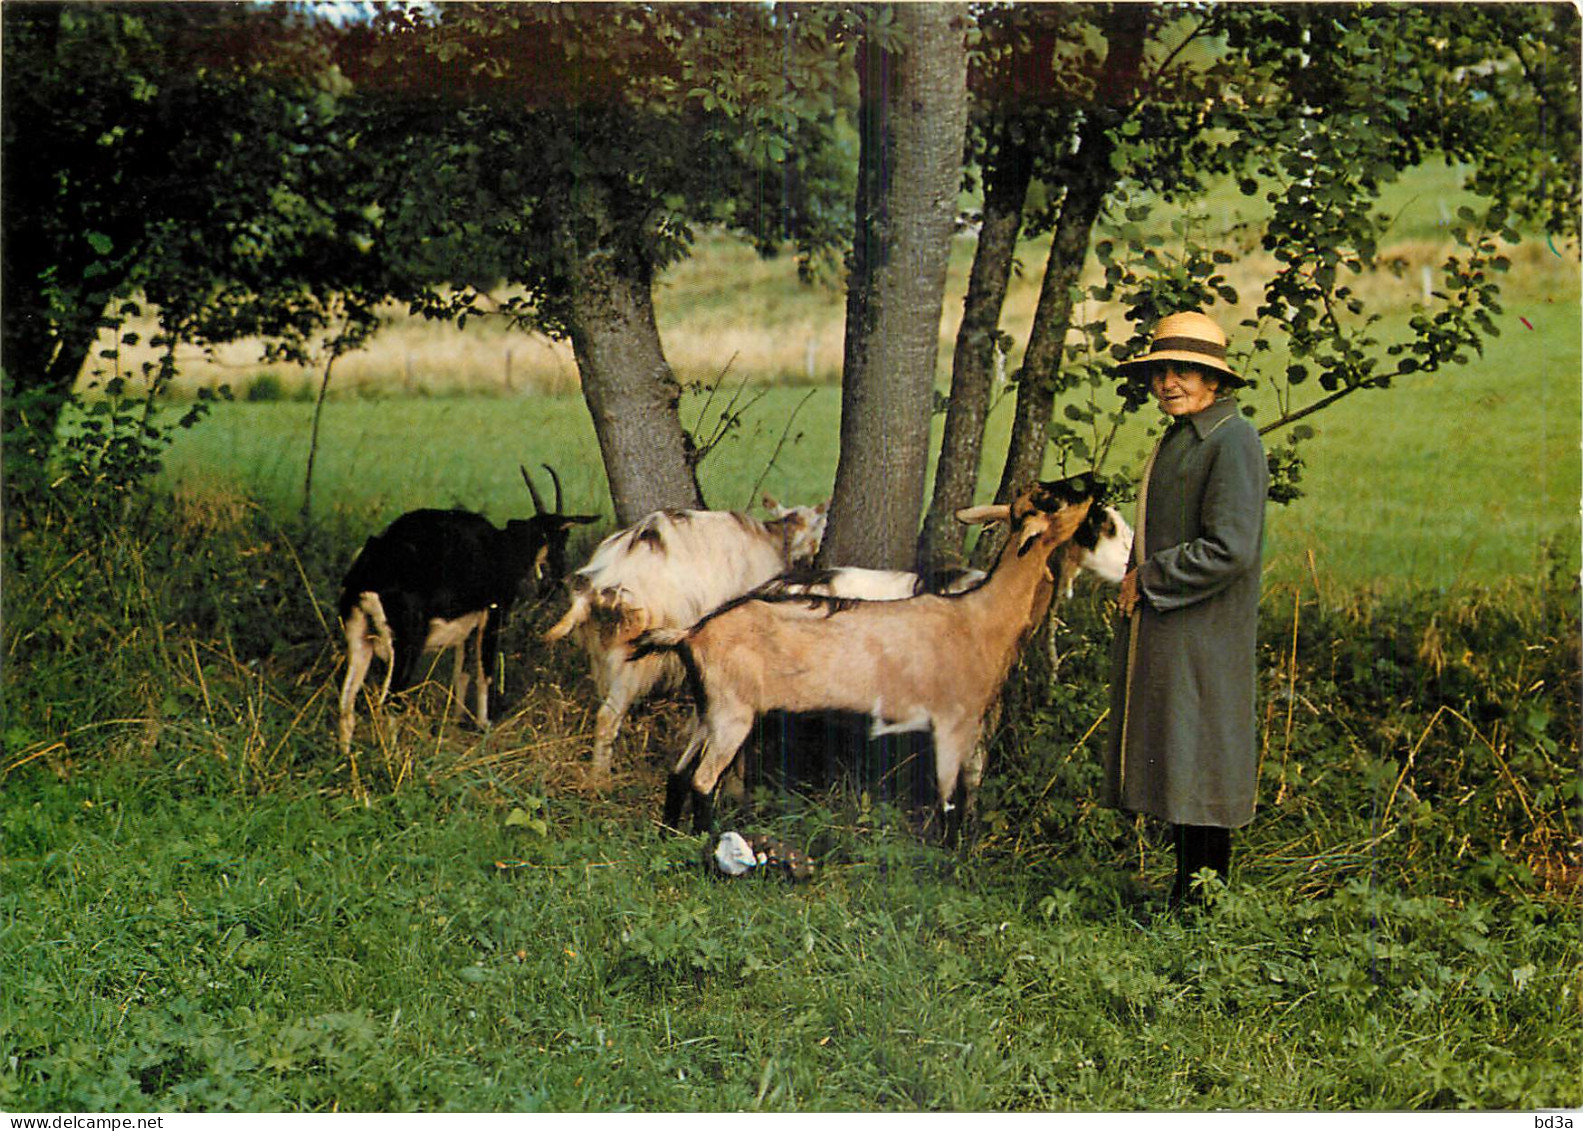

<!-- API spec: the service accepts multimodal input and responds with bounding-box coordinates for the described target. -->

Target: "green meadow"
[158,298,1581,593]
[5,759,1577,1111]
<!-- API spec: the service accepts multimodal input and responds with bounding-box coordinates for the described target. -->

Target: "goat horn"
[520,465,548,515]
[955,503,1011,525]
[543,463,565,515]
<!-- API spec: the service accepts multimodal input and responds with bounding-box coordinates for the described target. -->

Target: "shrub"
[243,373,288,402]
[2,479,347,788]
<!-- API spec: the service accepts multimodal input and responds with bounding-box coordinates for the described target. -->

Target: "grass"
[5,436,1578,1110]
[4,760,1578,1111]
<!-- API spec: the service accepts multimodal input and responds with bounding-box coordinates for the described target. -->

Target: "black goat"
[336,465,596,755]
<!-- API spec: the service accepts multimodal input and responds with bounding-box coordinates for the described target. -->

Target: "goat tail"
[542,593,589,642]
[356,591,391,632]
[628,626,689,661]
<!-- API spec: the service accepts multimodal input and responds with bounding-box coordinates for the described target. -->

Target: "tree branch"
[1257,382,1366,437]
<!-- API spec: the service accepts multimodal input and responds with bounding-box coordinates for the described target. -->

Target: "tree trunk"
[821,3,970,571]
[916,126,1033,575]
[567,230,703,528]
[984,5,1149,552]
[987,175,1110,512]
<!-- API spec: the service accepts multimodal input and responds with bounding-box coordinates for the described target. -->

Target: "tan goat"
[636,476,1100,842]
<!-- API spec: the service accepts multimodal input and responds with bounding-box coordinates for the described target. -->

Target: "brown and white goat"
[542,497,827,776]
[637,476,1101,842]
[337,465,596,756]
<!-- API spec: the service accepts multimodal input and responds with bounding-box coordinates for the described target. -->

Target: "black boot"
[1170,824,1232,908]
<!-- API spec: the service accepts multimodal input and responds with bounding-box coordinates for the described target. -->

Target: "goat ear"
[1046,499,1094,545]
[955,503,1011,525]
[1015,513,1051,554]
[762,493,781,512]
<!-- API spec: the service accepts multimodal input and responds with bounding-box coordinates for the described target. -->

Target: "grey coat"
[1103,396,1268,828]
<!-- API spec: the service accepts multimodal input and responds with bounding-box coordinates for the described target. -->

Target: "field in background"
[160,279,1581,593]
[83,160,1549,399]
[120,157,1580,592]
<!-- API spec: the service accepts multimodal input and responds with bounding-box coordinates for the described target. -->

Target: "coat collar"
[1179,395,1240,440]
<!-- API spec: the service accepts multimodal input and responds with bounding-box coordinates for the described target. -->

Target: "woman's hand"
[1118,569,1141,616]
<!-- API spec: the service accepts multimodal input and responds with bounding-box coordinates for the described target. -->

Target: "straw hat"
[1116,311,1242,386]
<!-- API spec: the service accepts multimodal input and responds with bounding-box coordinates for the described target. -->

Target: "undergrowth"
[2,480,1579,1111]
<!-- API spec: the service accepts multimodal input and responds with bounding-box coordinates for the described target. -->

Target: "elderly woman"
[1104,311,1268,908]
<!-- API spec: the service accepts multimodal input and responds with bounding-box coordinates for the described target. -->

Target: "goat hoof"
[691,794,716,837]
[661,774,691,830]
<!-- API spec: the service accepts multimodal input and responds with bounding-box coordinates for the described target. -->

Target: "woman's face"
[1151,362,1219,416]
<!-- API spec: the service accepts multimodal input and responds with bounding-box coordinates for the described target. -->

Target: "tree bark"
[987,172,1110,511]
[983,5,1149,556]
[560,175,702,522]
[916,124,1033,575]
[821,3,970,571]
[566,199,704,527]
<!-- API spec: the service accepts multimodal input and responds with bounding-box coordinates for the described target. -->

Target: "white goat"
[637,476,1103,842]
[750,565,986,601]
[752,503,1132,603]
[543,496,827,776]
[1053,504,1132,596]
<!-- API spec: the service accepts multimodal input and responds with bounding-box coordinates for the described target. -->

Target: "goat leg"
[689,786,716,835]
[338,622,375,757]
[591,650,655,776]
[662,727,708,829]
[470,614,495,728]
[934,722,981,849]
[686,713,753,834]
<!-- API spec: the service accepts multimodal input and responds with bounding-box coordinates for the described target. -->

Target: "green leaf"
[505,804,548,836]
[86,231,114,256]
